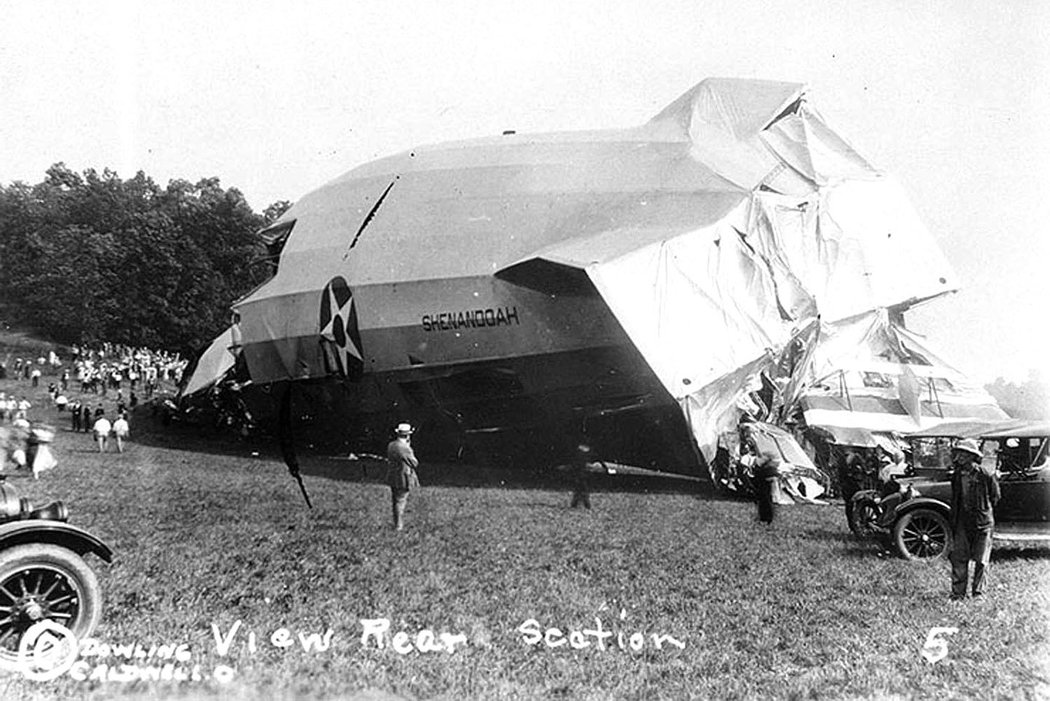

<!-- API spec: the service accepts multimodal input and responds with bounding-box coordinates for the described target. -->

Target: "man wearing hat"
[948,438,1000,600]
[386,423,420,531]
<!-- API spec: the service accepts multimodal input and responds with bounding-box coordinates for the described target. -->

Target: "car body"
[0,477,112,671]
[873,420,1049,560]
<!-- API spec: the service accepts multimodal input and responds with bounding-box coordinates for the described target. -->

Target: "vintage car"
[859,420,1050,560]
[0,476,112,672]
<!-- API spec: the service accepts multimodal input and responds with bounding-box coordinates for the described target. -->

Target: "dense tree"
[0,164,287,356]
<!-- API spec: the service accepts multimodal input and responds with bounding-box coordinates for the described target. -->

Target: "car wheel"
[0,544,103,672]
[849,495,881,538]
[894,508,951,561]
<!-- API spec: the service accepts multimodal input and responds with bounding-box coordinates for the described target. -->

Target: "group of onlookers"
[0,341,185,472]
[0,392,32,423]
[71,343,186,401]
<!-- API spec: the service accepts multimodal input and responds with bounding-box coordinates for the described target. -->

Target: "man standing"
[837,448,865,525]
[70,398,82,432]
[753,449,781,524]
[949,438,1000,600]
[386,423,419,531]
[569,443,594,509]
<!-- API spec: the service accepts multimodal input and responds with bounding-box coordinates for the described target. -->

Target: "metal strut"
[277,382,313,509]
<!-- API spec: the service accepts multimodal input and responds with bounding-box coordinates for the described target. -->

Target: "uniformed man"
[949,438,1000,600]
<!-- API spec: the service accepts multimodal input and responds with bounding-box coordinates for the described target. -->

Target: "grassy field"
[0,368,1048,700]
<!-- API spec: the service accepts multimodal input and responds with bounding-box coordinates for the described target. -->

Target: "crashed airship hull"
[223,77,965,470]
[239,262,697,468]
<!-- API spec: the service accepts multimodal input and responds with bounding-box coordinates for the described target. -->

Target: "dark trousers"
[950,523,993,596]
[571,488,591,509]
[757,478,776,523]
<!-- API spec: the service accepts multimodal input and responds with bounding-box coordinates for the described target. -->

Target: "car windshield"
[984,435,1049,478]
[1033,439,1049,470]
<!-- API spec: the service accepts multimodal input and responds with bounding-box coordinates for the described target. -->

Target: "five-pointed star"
[320,285,363,363]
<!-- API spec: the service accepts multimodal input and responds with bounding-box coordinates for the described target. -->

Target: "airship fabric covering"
[182,325,241,397]
[792,310,1006,435]
[232,77,964,460]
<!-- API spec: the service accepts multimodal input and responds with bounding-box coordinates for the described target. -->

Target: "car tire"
[849,494,881,538]
[0,544,103,672]
[894,508,952,561]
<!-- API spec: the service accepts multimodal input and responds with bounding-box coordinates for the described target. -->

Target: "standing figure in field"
[386,423,419,531]
[837,448,865,525]
[949,438,1000,600]
[740,423,779,524]
[753,450,781,524]
[569,443,593,509]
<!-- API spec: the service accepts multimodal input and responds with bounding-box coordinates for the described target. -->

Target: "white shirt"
[93,418,112,436]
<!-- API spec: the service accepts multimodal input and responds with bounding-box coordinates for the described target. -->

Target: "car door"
[995,437,1050,523]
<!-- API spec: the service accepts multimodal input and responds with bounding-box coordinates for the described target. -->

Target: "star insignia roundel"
[318,276,364,380]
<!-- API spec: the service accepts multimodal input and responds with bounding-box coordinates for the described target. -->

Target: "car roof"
[980,421,1050,439]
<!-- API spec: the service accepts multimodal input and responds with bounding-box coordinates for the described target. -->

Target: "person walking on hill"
[92,414,112,453]
[386,423,419,531]
[112,412,130,453]
[70,399,82,432]
[949,438,1000,600]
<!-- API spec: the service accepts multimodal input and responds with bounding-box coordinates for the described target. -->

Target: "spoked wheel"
[0,544,102,672]
[848,495,881,538]
[893,509,952,561]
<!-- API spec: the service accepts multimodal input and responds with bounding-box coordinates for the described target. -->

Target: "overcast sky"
[1,0,1047,386]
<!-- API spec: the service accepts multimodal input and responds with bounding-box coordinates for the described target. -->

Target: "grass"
[0,369,1048,700]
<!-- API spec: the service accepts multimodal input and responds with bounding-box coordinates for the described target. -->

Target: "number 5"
[922,626,958,663]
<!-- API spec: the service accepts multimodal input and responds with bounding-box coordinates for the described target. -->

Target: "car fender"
[893,496,950,521]
[0,520,113,563]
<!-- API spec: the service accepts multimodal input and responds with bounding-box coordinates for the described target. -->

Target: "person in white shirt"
[93,415,112,453]
[112,413,130,453]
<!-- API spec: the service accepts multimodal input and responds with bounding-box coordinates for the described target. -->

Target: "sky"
[1,0,1047,385]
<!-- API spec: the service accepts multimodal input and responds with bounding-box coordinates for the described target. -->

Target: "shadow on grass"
[991,547,1050,562]
[804,528,855,542]
[128,410,717,497]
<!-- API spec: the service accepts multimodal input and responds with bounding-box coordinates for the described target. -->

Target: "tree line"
[0,163,290,357]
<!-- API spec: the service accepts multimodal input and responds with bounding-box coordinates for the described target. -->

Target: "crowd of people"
[0,343,185,474]
[68,342,187,401]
